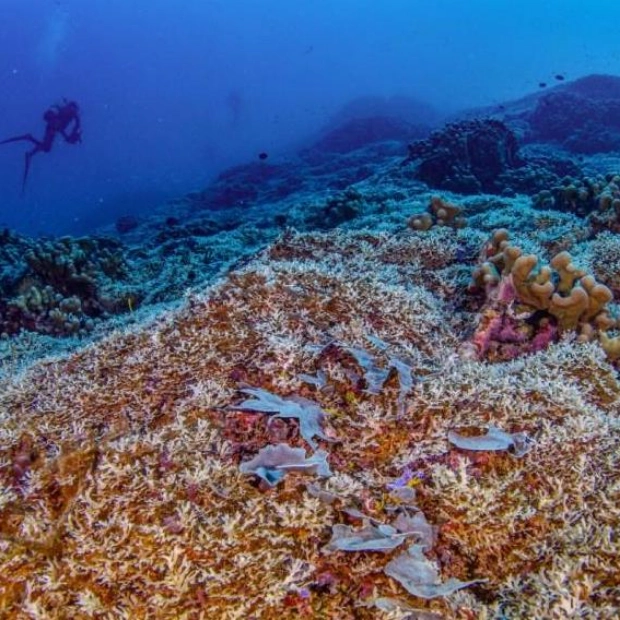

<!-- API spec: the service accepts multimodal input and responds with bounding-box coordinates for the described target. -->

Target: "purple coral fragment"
[325,521,405,552]
[448,426,532,457]
[240,443,332,487]
[236,387,330,449]
[385,544,485,599]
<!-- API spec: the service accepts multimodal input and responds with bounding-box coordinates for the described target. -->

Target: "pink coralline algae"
[469,302,559,362]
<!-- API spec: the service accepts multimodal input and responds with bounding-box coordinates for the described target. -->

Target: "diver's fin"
[0,134,38,146]
[21,151,33,195]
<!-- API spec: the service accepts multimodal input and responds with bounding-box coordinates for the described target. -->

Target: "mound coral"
[527,90,620,153]
[408,196,467,231]
[402,119,522,194]
[467,229,617,361]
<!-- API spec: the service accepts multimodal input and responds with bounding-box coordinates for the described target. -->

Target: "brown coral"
[409,196,467,231]
[469,230,616,359]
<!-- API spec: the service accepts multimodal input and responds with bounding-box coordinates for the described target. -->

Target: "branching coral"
[0,227,620,618]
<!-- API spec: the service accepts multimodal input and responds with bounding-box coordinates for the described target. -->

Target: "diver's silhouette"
[0,99,82,193]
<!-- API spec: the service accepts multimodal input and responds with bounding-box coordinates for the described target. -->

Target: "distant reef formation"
[397,75,620,195]
[460,73,620,154]
[400,118,523,194]
[307,115,428,155]
[321,93,441,130]
[398,117,586,196]
[526,89,620,154]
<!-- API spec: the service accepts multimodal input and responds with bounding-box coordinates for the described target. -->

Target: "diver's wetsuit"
[0,99,82,192]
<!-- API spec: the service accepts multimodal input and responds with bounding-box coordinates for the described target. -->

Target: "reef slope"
[0,225,619,618]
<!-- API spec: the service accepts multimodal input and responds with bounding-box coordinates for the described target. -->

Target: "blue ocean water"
[0,0,618,236]
[3,3,620,617]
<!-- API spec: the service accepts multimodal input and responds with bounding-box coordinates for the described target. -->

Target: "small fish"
[555,74,565,81]
[539,82,547,88]
[258,152,268,161]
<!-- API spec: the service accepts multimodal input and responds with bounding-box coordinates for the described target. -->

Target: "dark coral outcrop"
[401,119,523,194]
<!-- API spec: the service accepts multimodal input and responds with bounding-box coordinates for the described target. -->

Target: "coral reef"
[587,177,620,234]
[532,173,620,218]
[4,74,620,617]
[304,188,364,229]
[0,216,276,342]
[115,215,140,234]
[457,74,620,155]
[1,228,620,618]
[308,115,426,154]
[323,94,440,130]
[0,235,130,337]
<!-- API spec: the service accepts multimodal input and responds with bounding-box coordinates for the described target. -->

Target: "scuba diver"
[0,99,82,193]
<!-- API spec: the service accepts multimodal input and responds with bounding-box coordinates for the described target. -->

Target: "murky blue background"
[0,0,618,235]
